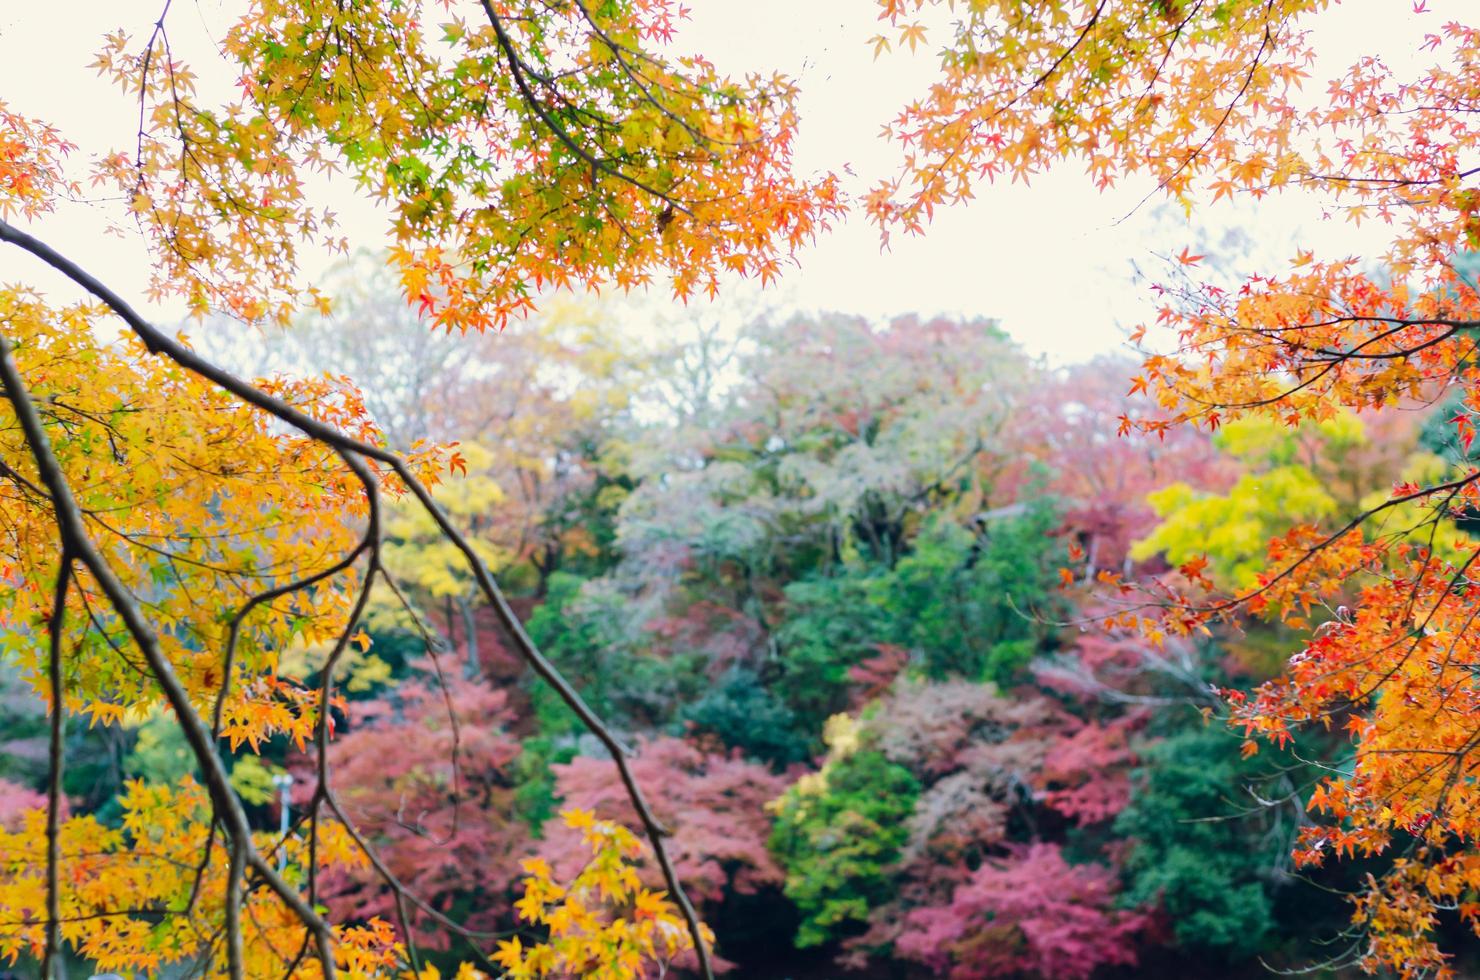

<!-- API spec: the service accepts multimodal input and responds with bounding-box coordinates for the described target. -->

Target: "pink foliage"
[644,601,768,677]
[847,681,1145,964]
[868,680,1072,782]
[897,843,1145,980]
[848,682,1081,958]
[0,778,48,831]
[847,643,910,707]
[540,737,786,911]
[314,665,527,947]
[1036,716,1140,826]
[1012,359,1231,577]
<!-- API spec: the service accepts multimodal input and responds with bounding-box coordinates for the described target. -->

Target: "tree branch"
[0,330,338,977]
[0,216,714,978]
[40,551,69,980]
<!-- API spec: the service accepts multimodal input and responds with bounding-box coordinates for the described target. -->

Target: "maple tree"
[1016,358,1233,584]
[311,667,526,952]
[794,677,1147,971]
[496,810,711,980]
[536,737,786,969]
[1132,411,1446,589]
[539,738,785,912]
[867,0,1480,973]
[896,842,1144,980]
[0,0,849,973]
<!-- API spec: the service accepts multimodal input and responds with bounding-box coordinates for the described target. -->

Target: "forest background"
[12,270,1434,978]
[10,272,1471,979]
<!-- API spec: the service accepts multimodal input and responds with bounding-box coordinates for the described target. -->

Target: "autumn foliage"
[866,0,1480,974]
[10,0,1480,978]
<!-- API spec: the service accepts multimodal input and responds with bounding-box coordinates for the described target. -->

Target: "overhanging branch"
[0,217,714,978]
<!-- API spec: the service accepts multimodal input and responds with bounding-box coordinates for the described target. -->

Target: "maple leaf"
[898,22,928,52]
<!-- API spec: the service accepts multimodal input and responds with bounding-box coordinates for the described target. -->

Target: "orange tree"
[0,1,842,977]
[869,0,1480,974]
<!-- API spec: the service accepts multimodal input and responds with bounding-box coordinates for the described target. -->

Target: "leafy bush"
[769,731,920,948]
[1115,726,1284,957]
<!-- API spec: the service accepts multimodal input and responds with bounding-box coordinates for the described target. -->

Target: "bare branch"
[40,551,70,980]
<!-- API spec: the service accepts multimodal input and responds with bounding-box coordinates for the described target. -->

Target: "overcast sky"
[0,1,1451,365]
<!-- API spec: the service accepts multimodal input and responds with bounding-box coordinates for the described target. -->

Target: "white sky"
[0,1,1456,365]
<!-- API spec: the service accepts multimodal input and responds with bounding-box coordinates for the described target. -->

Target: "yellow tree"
[867,1,1480,973]
[0,1,844,976]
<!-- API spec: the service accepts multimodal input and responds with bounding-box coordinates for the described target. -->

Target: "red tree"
[897,843,1145,980]
[314,666,528,947]
[539,737,786,912]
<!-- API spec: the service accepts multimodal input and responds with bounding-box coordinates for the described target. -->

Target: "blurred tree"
[896,843,1144,980]
[318,667,527,951]
[769,715,920,948]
